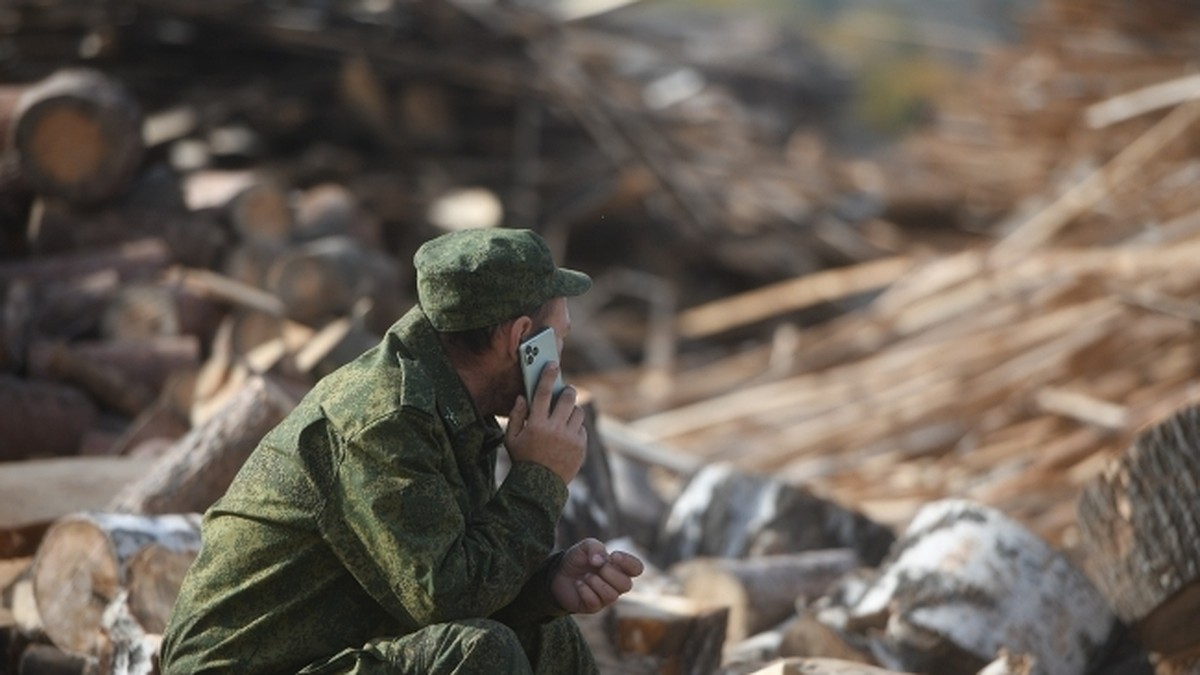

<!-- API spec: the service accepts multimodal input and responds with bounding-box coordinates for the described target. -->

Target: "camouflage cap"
[414,228,592,332]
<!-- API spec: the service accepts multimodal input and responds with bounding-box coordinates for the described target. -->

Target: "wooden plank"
[676,256,917,340]
[0,456,157,557]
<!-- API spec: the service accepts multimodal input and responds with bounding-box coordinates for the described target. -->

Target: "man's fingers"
[550,384,578,422]
[505,397,528,436]
[531,362,560,416]
[583,573,621,606]
[610,551,645,577]
[595,565,634,595]
[574,580,604,613]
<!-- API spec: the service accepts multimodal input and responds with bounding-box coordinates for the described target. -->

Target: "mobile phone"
[519,327,564,404]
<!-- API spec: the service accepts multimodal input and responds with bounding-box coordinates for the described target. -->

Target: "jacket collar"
[392,307,504,450]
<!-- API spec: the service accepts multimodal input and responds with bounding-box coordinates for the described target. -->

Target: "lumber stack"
[3,0,1200,674]
[583,0,1200,552]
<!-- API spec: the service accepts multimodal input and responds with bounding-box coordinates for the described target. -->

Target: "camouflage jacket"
[160,307,570,674]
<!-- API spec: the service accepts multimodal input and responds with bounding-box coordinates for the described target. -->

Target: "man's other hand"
[551,538,645,615]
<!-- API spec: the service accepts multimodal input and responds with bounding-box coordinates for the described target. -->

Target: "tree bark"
[107,375,297,515]
[658,462,894,568]
[0,456,157,558]
[16,642,92,675]
[839,499,1116,675]
[746,658,915,675]
[0,375,96,461]
[668,549,858,644]
[574,592,728,675]
[1077,404,1200,657]
[0,238,171,295]
[30,512,200,656]
[227,180,293,245]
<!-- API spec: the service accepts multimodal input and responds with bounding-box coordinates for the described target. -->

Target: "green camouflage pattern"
[295,617,594,674]
[414,228,591,332]
[160,306,595,674]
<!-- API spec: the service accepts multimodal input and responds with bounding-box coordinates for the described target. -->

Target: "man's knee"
[456,618,524,660]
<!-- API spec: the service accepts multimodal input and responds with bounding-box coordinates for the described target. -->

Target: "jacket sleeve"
[317,409,569,629]
[490,550,570,626]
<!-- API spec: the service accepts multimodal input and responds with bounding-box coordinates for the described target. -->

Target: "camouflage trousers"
[296,616,599,675]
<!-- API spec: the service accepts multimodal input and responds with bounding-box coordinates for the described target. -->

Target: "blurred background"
[4,0,1200,670]
[6,0,1200,543]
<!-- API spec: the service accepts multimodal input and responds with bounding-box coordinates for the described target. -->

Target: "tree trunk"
[1077,404,1200,657]
[16,642,92,675]
[29,336,200,398]
[265,236,404,329]
[0,238,172,295]
[25,341,156,418]
[838,499,1116,675]
[9,68,144,206]
[30,512,200,656]
[0,456,158,558]
[0,375,96,461]
[746,658,915,675]
[227,181,293,245]
[107,375,297,515]
[657,462,894,568]
[575,592,728,675]
[668,549,858,644]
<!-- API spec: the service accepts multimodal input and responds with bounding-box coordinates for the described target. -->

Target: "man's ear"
[500,315,534,360]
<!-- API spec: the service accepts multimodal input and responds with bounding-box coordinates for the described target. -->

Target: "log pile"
[3,0,1200,673]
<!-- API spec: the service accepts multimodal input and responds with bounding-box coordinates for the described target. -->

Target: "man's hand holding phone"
[505,352,587,486]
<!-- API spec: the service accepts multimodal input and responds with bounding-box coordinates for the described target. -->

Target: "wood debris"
[2,0,1200,673]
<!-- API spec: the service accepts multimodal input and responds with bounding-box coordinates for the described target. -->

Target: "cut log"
[26,164,189,255]
[9,68,144,206]
[0,84,27,152]
[838,499,1117,675]
[30,512,200,656]
[222,240,285,288]
[265,235,401,327]
[778,611,875,663]
[25,341,155,418]
[0,238,172,295]
[574,591,728,675]
[294,182,368,243]
[226,181,293,245]
[746,658,915,675]
[658,462,895,568]
[1077,404,1200,656]
[29,336,200,399]
[16,642,93,675]
[21,269,119,344]
[108,397,190,458]
[0,456,157,558]
[96,591,160,675]
[108,375,298,515]
[0,375,96,461]
[668,549,858,645]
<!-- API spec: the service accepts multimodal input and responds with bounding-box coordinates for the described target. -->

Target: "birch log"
[836,500,1116,675]
[30,512,200,656]
[658,462,894,567]
[1077,404,1200,657]
[746,658,915,675]
[668,549,858,644]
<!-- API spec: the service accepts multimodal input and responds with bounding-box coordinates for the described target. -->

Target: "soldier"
[160,228,644,674]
